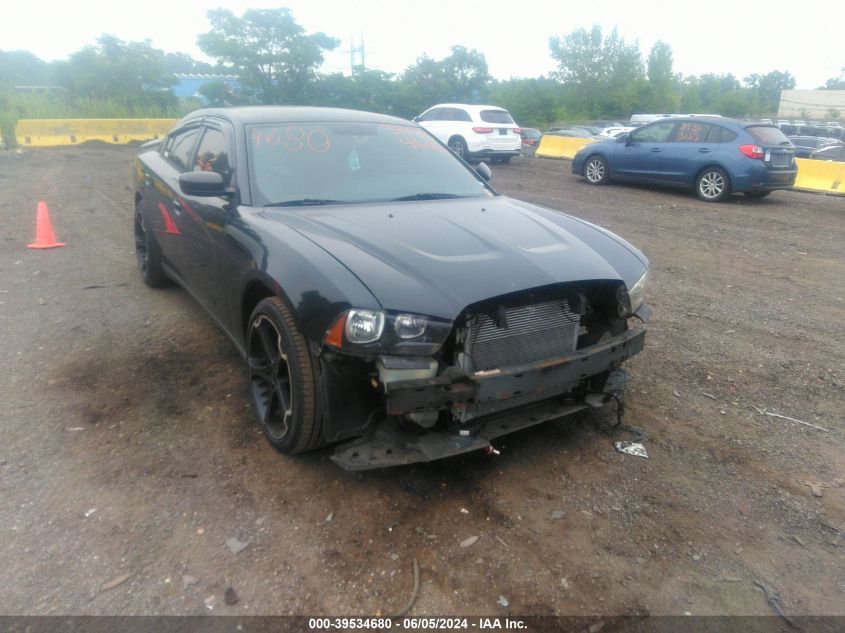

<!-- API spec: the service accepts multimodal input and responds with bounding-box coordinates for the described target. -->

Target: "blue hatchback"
[571,118,797,201]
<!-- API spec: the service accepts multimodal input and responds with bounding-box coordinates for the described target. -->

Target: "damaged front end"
[320,280,648,470]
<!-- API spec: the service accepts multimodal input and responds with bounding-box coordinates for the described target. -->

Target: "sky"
[2,0,843,89]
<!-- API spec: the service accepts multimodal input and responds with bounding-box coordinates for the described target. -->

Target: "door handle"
[171,199,182,215]
[651,148,662,153]
[698,148,711,153]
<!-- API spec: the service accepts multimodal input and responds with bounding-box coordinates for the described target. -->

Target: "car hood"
[265,196,647,320]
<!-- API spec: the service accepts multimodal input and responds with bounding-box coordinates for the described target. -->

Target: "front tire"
[134,210,170,288]
[247,297,324,454]
[448,136,469,159]
[584,155,609,185]
[696,167,730,202]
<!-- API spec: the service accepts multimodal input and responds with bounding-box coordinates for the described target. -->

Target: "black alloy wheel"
[247,297,323,454]
[134,210,170,287]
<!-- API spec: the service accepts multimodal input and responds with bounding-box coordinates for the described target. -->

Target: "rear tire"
[743,191,772,199]
[584,155,609,185]
[695,167,730,202]
[247,297,324,454]
[134,210,170,288]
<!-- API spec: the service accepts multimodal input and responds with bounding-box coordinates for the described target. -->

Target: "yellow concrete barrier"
[15,118,178,147]
[535,135,596,159]
[794,157,844,194]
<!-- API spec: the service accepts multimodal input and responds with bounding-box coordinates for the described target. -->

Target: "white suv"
[415,103,521,163]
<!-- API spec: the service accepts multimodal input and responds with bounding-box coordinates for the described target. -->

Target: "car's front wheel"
[448,136,468,159]
[584,155,609,185]
[696,167,730,202]
[247,297,324,454]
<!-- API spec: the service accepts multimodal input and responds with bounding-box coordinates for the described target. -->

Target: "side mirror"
[179,171,231,197]
[475,162,492,182]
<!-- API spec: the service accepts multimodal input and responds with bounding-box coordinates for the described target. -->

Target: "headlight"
[395,314,427,339]
[325,309,452,355]
[345,309,384,343]
[628,269,648,313]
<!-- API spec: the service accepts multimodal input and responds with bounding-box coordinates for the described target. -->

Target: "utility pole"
[350,32,365,76]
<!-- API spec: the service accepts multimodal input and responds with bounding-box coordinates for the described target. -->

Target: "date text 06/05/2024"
[307,617,528,629]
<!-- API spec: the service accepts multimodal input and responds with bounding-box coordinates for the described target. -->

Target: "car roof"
[424,103,509,112]
[177,106,411,128]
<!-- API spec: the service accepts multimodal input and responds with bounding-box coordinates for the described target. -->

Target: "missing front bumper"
[330,399,588,471]
[384,327,645,416]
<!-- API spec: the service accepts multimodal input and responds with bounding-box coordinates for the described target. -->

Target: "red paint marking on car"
[157,202,181,235]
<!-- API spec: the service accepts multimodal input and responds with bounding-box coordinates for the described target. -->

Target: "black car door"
[176,122,238,316]
[153,124,203,282]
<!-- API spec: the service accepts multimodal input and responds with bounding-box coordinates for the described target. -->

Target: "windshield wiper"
[264,199,343,207]
[392,193,465,201]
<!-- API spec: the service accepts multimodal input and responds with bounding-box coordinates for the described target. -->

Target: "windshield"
[247,122,493,206]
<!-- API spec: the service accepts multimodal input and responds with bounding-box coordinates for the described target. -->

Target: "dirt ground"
[0,145,843,617]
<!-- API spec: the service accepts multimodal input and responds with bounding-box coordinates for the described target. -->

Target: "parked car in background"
[519,127,542,153]
[571,118,797,202]
[761,118,773,125]
[547,127,597,138]
[600,126,635,138]
[809,144,845,161]
[787,135,843,158]
[133,106,650,469]
[777,119,790,126]
[415,103,521,163]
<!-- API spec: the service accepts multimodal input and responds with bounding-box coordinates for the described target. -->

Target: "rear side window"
[166,128,201,172]
[747,126,791,145]
[706,126,738,143]
[480,110,515,124]
[443,108,472,122]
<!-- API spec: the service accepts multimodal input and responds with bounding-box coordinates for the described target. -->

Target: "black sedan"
[133,107,650,470]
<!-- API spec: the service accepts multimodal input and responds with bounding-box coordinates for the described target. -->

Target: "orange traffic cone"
[27,201,65,249]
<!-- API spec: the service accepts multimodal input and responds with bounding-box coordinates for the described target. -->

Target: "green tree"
[488,77,566,128]
[53,35,176,112]
[197,8,338,104]
[440,45,491,102]
[743,70,795,114]
[548,25,644,117]
[0,50,51,88]
[645,41,678,112]
[821,67,845,89]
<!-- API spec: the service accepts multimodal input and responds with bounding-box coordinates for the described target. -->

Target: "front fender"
[231,208,381,346]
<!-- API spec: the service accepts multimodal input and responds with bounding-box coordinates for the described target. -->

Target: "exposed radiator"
[456,299,581,421]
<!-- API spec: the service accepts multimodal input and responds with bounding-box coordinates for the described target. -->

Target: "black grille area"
[461,299,580,373]
[456,299,581,421]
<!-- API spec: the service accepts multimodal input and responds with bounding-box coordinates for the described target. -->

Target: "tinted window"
[480,110,515,124]
[166,128,200,172]
[750,126,791,145]
[706,126,738,143]
[418,108,443,122]
[194,128,233,186]
[522,129,541,139]
[442,108,472,122]
[247,122,492,206]
[630,121,675,143]
[673,122,710,142]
